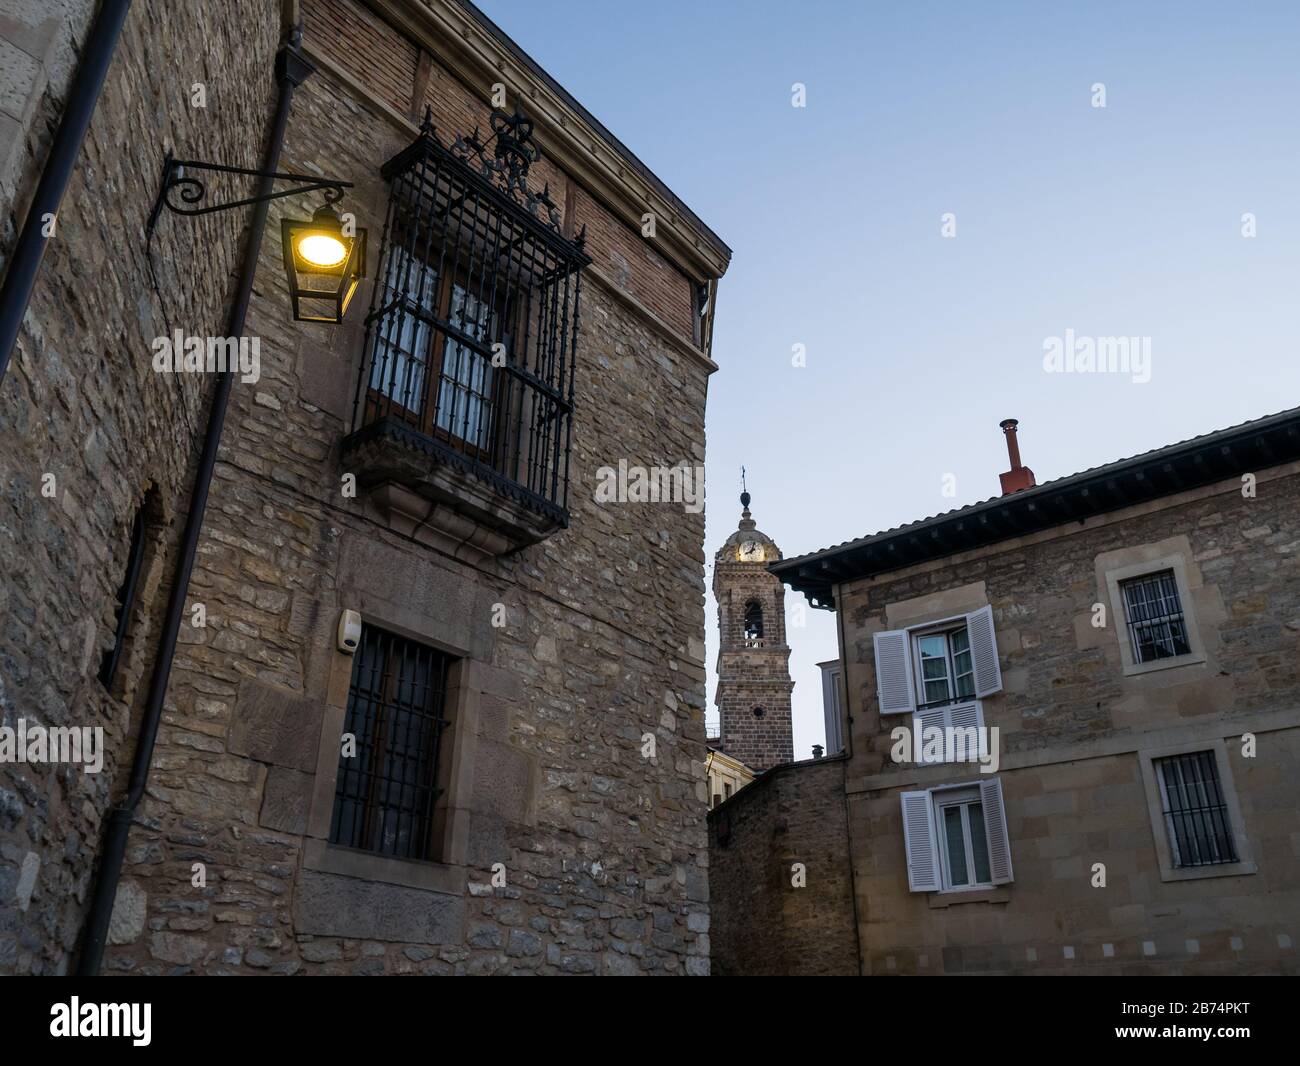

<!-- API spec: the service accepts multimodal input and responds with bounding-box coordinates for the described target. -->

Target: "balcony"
[341,107,589,559]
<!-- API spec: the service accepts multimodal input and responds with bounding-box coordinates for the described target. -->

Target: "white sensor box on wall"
[338,609,361,654]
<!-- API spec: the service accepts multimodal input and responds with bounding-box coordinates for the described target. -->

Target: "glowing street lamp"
[148,154,366,324]
[282,205,366,323]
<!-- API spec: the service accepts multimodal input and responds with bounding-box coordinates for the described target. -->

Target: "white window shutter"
[979,777,1014,884]
[874,629,915,714]
[913,708,946,764]
[947,701,984,763]
[966,604,1003,697]
[900,790,941,892]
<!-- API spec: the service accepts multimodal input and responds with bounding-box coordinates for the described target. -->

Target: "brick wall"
[708,756,857,975]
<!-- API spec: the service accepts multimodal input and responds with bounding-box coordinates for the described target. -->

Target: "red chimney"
[998,418,1036,495]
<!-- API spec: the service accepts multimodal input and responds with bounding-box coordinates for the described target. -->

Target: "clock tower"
[711,489,794,772]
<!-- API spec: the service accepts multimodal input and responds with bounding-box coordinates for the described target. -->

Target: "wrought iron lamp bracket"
[147,152,353,234]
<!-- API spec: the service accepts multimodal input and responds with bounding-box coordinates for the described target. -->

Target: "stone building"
[713,411,1300,975]
[703,748,752,810]
[0,0,729,975]
[710,491,794,773]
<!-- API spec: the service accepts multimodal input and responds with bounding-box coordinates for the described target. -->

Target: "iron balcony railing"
[346,107,589,525]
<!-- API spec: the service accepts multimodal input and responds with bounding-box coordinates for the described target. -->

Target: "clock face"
[738,539,765,562]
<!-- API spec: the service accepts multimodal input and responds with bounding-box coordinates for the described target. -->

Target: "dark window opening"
[330,624,451,861]
[692,280,710,348]
[1154,751,1238,868]
[743,600,764,646]
[1121,570,1191,663]
[98,504,147,690]
[752,706,765,719]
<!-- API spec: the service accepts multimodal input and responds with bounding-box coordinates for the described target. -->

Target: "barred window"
[349,106,588,524]
[330,624,451,861]
[1120,569,1191,664]
[1154,751,1238,868]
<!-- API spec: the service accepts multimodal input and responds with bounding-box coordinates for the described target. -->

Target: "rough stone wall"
[91,1,719,976]
[0,0,278,975]
[838,466,1300,974]
[708,756,857,975]
[0,0,93,238]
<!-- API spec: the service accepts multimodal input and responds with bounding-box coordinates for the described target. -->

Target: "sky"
[479,0,1300,757]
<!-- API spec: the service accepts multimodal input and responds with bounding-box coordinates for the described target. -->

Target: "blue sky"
[480,0,1300,756]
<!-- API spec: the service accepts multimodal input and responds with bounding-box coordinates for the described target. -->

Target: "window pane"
[968,802,992,884]
[943,806,969,886]
[921,658,949,681]
[436,283,494,448]
[918,635,947,660]
[918,634,951,703]
[950,628,974,696]
[371,248,435,410]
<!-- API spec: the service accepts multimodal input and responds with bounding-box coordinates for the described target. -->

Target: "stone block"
[260,766,314,835]
[229,679,323,772]
[471,739,535,824]
[107,879,146,945]
[293,870,464,944]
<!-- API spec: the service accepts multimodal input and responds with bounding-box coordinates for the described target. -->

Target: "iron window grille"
[1120,569,1192,663]
[1153,751,1238,868]
[330,623,451,861]
[347,106,589,525]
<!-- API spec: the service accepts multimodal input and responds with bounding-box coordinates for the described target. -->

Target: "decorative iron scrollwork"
[146,153,351,234]
[436,104,567,234]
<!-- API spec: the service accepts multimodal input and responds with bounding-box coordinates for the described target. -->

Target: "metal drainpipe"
[75,32,315,976]
[0,0,133,385]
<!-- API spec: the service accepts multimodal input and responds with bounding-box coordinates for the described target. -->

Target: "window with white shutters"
[900,778,1013,893]
[873,605,1002,716]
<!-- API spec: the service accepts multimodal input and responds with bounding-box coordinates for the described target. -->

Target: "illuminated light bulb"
[297,233,348,268]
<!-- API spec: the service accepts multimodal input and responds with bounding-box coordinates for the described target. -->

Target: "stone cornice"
[373,0,731,282]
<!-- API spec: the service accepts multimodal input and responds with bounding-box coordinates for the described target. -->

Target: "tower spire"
[739,466,755,529]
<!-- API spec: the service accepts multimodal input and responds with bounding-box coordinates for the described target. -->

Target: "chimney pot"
[998,418,1036,495]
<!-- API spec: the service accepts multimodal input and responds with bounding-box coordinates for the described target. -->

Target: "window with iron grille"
[1120,569,1191,663]
[329,623,451,861]
[1153,751,1238,868]
[348,106,589,525]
